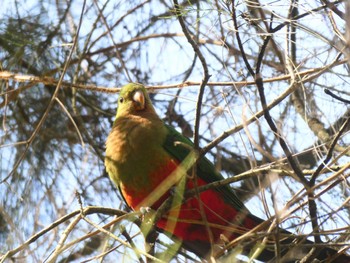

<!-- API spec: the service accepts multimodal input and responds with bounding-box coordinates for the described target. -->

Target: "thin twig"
[0,206,128,262]
[231,1,325,259]
[55,97,85,147]
[172,0,213,258]
[0,59,345,98]
[81,209,162,262]
[0,0,87,184]
[46,214,82,263]
[93,0,132,82]
[311,116,350,183]
[325,88,350,104]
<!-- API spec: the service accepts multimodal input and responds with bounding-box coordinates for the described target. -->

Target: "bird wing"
[163,124,246,211]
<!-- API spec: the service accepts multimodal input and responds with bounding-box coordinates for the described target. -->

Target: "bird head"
[115,83,157,119]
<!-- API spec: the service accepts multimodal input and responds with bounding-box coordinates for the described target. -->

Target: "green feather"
[106,82,247,211]
[163,124,246,211]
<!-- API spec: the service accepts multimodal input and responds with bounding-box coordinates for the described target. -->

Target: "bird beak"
[133,90,145,111]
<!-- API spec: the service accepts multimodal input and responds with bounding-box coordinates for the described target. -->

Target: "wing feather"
[162,124,246,210]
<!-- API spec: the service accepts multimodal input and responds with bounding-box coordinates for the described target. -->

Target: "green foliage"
[1,0,350,262]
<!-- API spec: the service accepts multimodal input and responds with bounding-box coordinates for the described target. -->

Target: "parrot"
[105,83,349,262]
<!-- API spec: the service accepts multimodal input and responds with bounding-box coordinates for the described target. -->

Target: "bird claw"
[139,207,157,229]
[139,206,152,215]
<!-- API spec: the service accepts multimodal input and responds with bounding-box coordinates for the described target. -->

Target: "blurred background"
[1,0,350,262]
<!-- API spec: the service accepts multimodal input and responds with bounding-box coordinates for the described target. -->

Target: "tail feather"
[179,223,350,262]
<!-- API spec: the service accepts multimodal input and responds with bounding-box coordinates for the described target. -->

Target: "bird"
[105,83,349,262]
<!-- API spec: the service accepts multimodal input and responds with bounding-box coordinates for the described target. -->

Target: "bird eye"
[119,97,124,103]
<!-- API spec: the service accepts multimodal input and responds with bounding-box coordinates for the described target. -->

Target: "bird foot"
[139,206,152,215]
